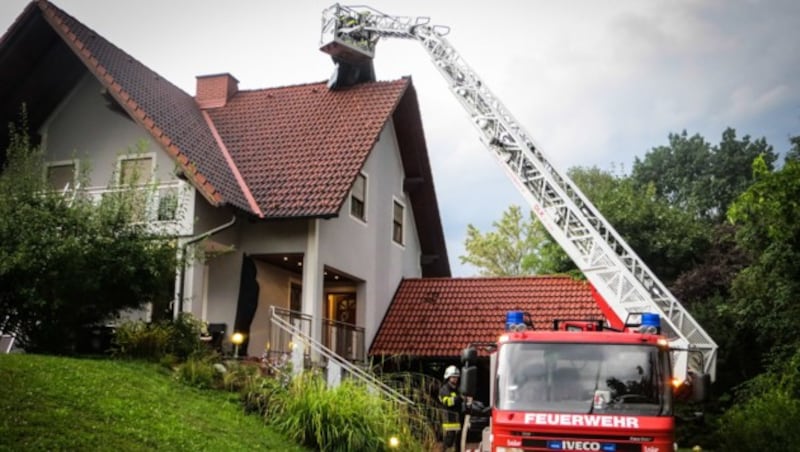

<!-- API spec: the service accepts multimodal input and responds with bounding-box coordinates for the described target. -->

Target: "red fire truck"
[459,312,708,451]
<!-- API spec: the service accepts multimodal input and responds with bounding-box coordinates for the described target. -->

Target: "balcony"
[78,180,195,236]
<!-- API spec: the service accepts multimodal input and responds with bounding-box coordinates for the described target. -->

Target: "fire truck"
[456,312,708,451]
[319,5,716,451]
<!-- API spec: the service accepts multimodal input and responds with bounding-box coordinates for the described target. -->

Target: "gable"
[42,74,175,187]
[0,0,249,210]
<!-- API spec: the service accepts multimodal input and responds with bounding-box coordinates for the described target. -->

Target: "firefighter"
[438,365,464,451]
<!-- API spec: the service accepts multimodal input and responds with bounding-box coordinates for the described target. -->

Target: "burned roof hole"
[423,291,439,304]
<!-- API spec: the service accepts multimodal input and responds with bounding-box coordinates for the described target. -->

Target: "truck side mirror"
[691,372,711,402]
[460,365,477,397]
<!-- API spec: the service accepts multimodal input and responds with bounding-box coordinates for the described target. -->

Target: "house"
[0,0,450,360]
[1,1,607,372]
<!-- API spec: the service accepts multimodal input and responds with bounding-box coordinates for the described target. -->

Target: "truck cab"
[462,312,699,452]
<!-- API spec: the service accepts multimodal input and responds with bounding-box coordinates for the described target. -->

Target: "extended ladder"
[320,4,717,381]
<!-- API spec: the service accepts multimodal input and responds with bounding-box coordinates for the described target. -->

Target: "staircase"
[269,306,413,405]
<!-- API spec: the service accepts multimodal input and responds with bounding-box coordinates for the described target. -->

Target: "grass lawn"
[0,354,308,451]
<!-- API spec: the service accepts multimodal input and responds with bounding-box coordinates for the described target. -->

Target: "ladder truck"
[320,5,716,451]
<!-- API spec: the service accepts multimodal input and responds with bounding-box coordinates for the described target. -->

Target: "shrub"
[112,320,171,360]
[221,360,262,393]
[715,390,800,451]
[112,314,209,362]
[175,355,222,389]
[268,372,427,452]
[715,346,800,450]
[241,372,288,417]
[168,313,207,360]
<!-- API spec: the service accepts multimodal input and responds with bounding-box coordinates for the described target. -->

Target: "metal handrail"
[270,306,413,405]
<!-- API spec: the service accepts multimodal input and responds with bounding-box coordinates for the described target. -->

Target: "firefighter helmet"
[444,365,460,380]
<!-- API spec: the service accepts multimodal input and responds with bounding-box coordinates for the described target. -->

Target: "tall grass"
[265,372,434,451]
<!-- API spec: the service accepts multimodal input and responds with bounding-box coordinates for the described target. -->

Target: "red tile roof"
[369,276,605,358]
[206,80,408,218]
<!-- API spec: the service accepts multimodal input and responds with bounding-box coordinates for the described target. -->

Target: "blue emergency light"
[506,311,524,331]
[640,312,661,334]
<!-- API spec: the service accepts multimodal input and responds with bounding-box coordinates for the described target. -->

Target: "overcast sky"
[2,0,799,276]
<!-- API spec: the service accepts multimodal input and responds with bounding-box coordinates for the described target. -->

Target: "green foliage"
[460,165,709,283]
[174,355,223,389]
[715,348,800,451]
[0,125,178,354]
[113,314,209,362]
[240,367,289,415]
[266,372,427,452]
[222,360,264,393]
[726,155,800,352]
[0,354,306,451]
[113,320,173,360]
[168,313,208,359]
[570,166,709,283]
[460,204,571,276]
[632,128,777,222]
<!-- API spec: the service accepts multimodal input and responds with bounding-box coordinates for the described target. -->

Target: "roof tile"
[206,80,408,218]
[370,276,604,358]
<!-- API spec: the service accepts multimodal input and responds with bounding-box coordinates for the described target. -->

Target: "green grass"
[0,354,308,451]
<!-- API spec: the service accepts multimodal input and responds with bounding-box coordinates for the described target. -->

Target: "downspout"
[175,215,237,319]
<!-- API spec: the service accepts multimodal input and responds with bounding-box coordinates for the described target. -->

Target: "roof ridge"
[231,77,409,95]
[402,274,579,281]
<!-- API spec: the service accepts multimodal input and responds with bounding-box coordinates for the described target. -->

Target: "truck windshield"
[495,342,671,416]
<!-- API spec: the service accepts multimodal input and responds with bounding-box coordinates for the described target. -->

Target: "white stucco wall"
[318,119,423,346]
[40,74,175,188]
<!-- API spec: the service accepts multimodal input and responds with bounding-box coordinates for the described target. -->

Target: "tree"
[460,205,570,276]
[632,128,777,222]
[726,152,800,357]
[0,121,178,354]
[460,165,708,282]
[570,166,709,284]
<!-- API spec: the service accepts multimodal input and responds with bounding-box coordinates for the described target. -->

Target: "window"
[119,156,153,185]
[350,173,367,221]
[45,161,76,191]
[392,200,404,245]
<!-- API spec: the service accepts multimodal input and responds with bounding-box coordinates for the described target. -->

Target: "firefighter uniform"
[439,366,464,451]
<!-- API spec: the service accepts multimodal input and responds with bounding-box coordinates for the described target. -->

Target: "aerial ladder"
[320,4,717,382]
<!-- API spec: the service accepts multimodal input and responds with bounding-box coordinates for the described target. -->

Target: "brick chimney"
[195,73,239,108]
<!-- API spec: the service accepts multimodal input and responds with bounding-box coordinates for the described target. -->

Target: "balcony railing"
[78,180,195,236]
[322,317,365,363]
[266,307,312,368]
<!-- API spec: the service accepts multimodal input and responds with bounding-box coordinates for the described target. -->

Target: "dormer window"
[350,172,367,222]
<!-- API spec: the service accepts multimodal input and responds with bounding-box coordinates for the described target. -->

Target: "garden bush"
[266,372,430,452]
